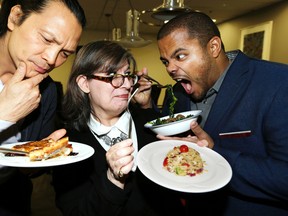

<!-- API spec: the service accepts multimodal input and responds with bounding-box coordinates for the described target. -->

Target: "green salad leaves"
[166,85,177,118]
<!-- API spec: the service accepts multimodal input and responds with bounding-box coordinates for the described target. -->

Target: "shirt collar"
[206,50,239,96]
[88,111,130,136]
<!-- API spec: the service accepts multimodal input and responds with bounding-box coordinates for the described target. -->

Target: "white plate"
[0,142,95,167]
[137,140,232,193]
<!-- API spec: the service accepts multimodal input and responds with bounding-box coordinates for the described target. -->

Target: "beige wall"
[50,31,173,103]
[50,1,288,104]
[219,1,288,64]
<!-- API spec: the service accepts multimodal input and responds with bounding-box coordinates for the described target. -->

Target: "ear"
[7,5,23,31]
[208,36,222,58]
[76,75,90,93]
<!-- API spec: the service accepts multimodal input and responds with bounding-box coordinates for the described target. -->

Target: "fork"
[127,88,139,172]
[127,88,139,138]
[0,147,28,155]
[141,75,168,88]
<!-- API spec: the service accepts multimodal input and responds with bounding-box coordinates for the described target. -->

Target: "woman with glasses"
[52,41,185,216]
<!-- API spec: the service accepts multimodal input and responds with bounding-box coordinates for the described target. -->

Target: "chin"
[191,94,205,103]
[114,104,127,112]
[26,71,42,78]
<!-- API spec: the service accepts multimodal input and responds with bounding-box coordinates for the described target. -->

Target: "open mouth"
[175,78,193,94]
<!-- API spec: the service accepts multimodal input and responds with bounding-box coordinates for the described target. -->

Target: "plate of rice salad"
[137,140,232,193]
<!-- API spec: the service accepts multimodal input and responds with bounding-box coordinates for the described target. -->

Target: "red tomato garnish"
[182,163,190,167]
[179,145,189,153]
[163,157,168,166]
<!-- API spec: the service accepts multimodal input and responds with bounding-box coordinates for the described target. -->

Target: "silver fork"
[141,75,168,88]
[127,88,139,138]
[0,147,28,155]
[109,88,139,146]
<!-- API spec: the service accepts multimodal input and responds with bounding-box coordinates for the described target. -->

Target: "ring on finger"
[118,170,124,178]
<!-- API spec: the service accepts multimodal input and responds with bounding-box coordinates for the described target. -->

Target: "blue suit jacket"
[162,51,288,215]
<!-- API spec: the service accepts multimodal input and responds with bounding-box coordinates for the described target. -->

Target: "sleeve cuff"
[0,120,15,132]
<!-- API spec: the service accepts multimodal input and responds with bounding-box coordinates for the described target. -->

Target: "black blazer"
[53,108,186,216]
[20,76,57,141]
[0,76,57,216]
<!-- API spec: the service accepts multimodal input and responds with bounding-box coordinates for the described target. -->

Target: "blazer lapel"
[204,51,251,134]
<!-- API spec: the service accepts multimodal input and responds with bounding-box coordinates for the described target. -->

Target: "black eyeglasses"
[88,73,138,88]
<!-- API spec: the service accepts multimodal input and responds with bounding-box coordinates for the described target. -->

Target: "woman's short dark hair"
[62,41,137,131]
[0,0,86,37]
[157,11,225,50]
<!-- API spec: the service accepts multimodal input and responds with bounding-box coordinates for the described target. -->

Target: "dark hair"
[0,0,86,37]
[62,41,137,131]
[157,11,225,50]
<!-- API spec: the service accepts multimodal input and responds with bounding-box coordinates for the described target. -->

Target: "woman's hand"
[133,68,153,109]
[106,139,135,188]
[157,121,214,149]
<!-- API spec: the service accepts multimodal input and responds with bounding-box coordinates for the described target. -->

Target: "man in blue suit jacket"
[156,12,288,215]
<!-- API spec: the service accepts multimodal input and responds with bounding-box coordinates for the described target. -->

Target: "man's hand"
[19,128,67,177]
[0,62,48,122]
[46,129,67,141]
[157,121,214,149]
[190,121,214,148]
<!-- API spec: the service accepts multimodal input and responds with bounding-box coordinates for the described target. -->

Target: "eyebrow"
[160,48,186,62]
[52,35,75,54]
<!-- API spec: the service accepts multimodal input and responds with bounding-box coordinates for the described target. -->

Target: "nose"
[166,61,178,76]
[122,76,133,88]
[42,47,60,66]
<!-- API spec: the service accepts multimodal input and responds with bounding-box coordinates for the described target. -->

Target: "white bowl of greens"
[144,110,202,136]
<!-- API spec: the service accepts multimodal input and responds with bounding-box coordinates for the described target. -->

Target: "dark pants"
[0,169,33,216]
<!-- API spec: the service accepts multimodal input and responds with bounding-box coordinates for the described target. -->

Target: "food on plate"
[152,113,193,126]
[12,137,72,161]
[147,85,194,127]
[163,144,204,176]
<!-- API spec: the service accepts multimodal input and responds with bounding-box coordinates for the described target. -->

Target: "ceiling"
[79,0,283,35]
